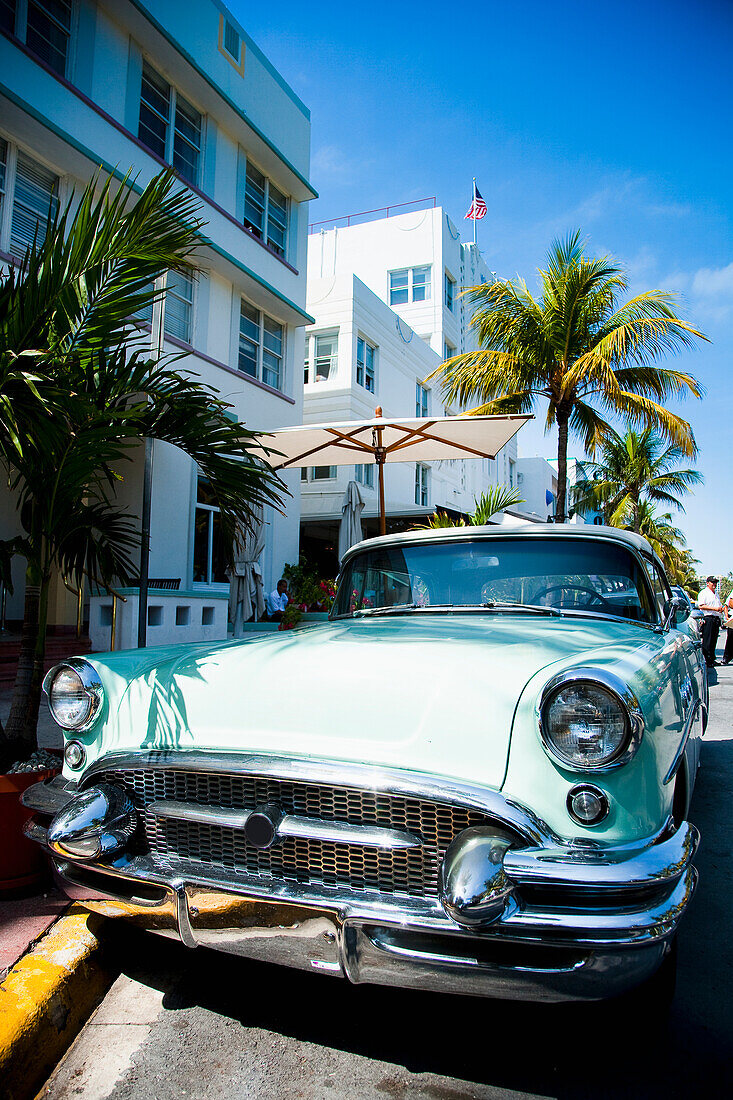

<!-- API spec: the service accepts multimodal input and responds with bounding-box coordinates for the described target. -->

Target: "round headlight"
[44,661,102,731]
[540,676,637,769]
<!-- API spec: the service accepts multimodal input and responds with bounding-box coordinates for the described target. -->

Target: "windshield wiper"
[351,602,562,618]
[351,603,419,617]
[482,601,562,616]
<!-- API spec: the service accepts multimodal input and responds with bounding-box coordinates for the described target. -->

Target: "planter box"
[90,589,229,652]
[0,760,60,894]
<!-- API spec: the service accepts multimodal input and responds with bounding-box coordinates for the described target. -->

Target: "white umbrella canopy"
[338,480,365,562]
[251,409,531,534]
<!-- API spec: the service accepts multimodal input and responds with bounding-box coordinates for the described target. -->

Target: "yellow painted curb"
[0,904,117,1100]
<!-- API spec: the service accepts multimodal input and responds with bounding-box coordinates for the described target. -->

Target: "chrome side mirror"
[662,594,687,631]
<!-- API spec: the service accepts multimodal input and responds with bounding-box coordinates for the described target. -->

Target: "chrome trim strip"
[366,929,588,975]
[537,667,645,772]
[149,800,251,829]
[501,866,697,944]
[175,886,197,949]
[21,774,78,815]
[46,849,697,951]
[82,749,555,846]
[148,799,423,850]
[42,657,104,733]
[278,816,422,850]
[664,700,703,785]
[503,821,699,890]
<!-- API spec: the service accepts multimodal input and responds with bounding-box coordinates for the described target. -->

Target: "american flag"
[465,186,487,220]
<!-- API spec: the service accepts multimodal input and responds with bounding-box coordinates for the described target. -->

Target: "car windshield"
[332,537,657,624]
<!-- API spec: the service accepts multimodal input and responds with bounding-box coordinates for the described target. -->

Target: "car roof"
[341,522,660,569]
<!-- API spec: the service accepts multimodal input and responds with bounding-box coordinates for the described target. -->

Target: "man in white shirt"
[266,579,289,621]
[697,576,723,667]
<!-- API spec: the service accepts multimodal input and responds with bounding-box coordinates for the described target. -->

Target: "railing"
[62,576,85,638]
[309,197,436,234]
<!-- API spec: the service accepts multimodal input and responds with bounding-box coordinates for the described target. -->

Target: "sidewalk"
[0,888,69,982]
[1,693,65,980]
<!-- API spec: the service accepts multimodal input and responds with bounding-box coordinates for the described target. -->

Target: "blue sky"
[232,0,732,573]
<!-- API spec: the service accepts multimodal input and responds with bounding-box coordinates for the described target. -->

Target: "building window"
[508,458,516,488]
[139,62,202,187]
[192,476,228,585]
[355,463,374,488]
[302,466,337,481]
[305,333,337,383]
[444,272,455,311]
[415,464,429,507]
[0,139,59,260]
[416,382,429,418]
[164,269,194,343]
[223,20,240,61]
[389,266,431,305]
[239,299,284,390]
[242,158,289,257]
[444,340,456,361]
[356,337,376,392]
[5,0,73,77]
[136,269,196,345]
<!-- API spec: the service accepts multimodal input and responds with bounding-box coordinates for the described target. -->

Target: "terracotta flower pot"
[0,758,61,895]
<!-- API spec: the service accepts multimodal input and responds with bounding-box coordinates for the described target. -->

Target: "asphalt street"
[39,662,733,1100]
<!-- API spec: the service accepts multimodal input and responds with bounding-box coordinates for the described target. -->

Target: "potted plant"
[278,603,303,631]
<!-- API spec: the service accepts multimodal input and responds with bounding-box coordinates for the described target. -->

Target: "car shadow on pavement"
[102,730,733,1100]
[94,669,733,1100]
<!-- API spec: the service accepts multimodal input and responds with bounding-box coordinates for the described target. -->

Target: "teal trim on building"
[127,0,317,199]
[0,82,314,325]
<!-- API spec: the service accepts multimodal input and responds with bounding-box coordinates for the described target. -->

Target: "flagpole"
[472,177,477,247]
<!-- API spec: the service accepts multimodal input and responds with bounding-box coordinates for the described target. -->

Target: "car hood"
[83,614,660,791]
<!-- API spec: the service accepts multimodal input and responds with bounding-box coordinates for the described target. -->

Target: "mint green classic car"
[24,524,705,1003]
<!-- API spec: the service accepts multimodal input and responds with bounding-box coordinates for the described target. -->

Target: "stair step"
[0,638,93,687]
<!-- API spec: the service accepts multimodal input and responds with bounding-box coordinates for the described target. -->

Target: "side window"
[643,558,669,619]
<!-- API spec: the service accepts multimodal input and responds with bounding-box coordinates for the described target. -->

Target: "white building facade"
[0,0,314,637]
[302,205,522,568]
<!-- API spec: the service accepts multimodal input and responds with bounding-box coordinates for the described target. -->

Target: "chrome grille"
[93,767,495,899]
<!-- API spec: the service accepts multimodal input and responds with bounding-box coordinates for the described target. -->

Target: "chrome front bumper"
[23,774,699,1003]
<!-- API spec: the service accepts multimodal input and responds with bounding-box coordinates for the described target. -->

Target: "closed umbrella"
[227,507,266,635]
[338,480,365,562]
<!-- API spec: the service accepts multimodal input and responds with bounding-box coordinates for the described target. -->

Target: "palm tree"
[427,231,706,521]
[572,428,702,533]
[634,503,691,582]
[418,484,524,528]
[0,171,283,764]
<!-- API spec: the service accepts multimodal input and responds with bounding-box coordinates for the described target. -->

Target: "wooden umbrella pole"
[375,406,386,535]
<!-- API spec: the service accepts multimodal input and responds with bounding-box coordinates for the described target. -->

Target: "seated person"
[266,579,289,621]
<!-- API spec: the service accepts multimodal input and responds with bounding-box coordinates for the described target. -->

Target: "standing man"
[697,575,723,667]
[266,578,289,622]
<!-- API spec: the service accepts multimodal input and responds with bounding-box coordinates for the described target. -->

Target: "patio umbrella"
[338,480,365,562]
[251,408,531,534]
[227,507,266,634]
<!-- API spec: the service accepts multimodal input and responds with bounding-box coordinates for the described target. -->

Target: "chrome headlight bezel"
[538,668,644,772]
[42,658,103,733]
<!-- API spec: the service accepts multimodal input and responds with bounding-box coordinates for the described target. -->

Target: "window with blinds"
[9,150,59,259]
[26,0,72,77]
[135,270,195,345]
[139,63,202,186]
[238,298,284,391]
[0,0,16,36]
[241,157,289,257]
